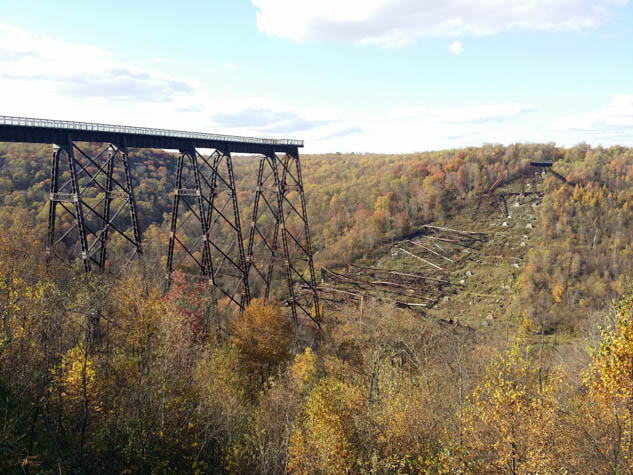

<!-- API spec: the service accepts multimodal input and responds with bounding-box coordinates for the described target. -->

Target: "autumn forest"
[3,142,633,473]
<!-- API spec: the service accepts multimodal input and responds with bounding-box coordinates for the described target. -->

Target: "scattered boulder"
[502,221,508,227]
[526,223,534,230]
[459,279,466,285]
[513,201,521,208]
[512,263,520,268]
[520,242,527,247]
[465,270,473,276]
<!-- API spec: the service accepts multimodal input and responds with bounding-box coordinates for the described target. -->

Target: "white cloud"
[0,22,334,142]
[3,20,631,154]
[293,102,542,153]
[0,22,198,105]
[448,41,463,55]
[251,0,628,47]
[552,94,633,130]
[211,107,332,133]
[392,103,536,123]
[549,94,633,144]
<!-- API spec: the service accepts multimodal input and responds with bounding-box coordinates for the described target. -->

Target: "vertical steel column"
[98,147,115,268]
[225,152,250,307]
[46,145,61,263]
[263,155,283,300]
[273,153,299,324]
[65,137,91,272]
[122,142,142,260]
[166,152,185,283]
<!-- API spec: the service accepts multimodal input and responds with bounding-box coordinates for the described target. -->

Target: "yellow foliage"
[290,347,319,392]
[462,343,559,473]
[288,377,360,474]
[584,289,633,470]
[552,283,564,303]
[232,299,293,376]
[49,344,99,411]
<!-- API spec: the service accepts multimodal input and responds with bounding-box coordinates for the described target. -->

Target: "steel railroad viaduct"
[0,115,320,327]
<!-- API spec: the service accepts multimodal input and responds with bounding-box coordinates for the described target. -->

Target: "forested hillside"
[3,142,633,473]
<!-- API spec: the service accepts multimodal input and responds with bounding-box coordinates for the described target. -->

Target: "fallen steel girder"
[318,266,447,309]
[46,136,142,272]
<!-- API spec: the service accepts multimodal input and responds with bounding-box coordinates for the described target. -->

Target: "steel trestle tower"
[46,135,142,273]
[1,115,321,328]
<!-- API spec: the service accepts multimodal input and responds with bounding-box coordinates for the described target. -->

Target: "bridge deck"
[0,115,303,154]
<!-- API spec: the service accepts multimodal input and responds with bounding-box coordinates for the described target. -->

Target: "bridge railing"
[0,115,304,147]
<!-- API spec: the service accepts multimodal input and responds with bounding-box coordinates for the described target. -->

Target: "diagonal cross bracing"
[6,115,321,329]
[166,149,250,317]
[246,153,321,328]
[46,137,142,273]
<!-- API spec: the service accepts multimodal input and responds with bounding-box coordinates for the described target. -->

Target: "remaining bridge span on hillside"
[0,115,320,327]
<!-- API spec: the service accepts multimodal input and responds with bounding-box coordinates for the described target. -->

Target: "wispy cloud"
[212,107,333,133]
[549,94,633,144]
[448,41,463,55]
[318,127,365,140]
[252,0,628,47]
[392,103,537,123]
[224,63,238,70]
[0,22,198,104]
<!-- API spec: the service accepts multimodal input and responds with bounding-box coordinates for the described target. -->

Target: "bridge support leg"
[246,152,321,328]
[47,138,142,272]
[167,149,250,320]
[166,149,250,317]
[202,150,250,311]
[166,149,213,286]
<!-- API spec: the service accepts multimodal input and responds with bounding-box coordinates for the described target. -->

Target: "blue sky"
[1,0,632,152]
